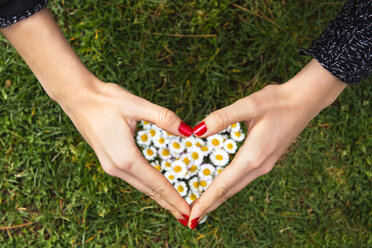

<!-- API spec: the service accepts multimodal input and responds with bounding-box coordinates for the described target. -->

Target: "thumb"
[133,99,193,137]
[193,98,257,138]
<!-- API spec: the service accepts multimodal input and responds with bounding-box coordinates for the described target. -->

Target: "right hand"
[59,80,192,223]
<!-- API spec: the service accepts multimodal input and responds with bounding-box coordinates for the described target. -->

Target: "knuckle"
[158,108,176,127]
[112,156,134,172]
[211,109,230,129]
[215,185,233,202]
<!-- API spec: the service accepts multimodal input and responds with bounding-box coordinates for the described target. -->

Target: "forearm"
[0,8,100,105]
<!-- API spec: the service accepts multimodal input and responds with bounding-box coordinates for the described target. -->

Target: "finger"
[189,122,271,228]
[127,98,193,137]
[97,150,190,222]
[193,97,258,138]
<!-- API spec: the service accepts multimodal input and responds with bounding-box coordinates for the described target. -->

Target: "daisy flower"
[231,130,245,142]
[188,147,204,165]
[185,191,200,204]
[148,126,159,138]
[183,136,196,150]
[198,163,216,180]
[140,121,152,129]
[174,181,188,197]
[210,149,229,166]
[142,146,157,161]
[164,171,176,184]
[171,160,187,178]
[215,166,224,176]
[151,161,162,171]
[187,163,199,177]
[223,139,238,154]
[180,154,192,167]
[207,134,224,149]
[194,138,204,148]
[169,139,185,154]
[158,148,172,160]
[153,135,168,149]
[161,160,172,171]
[136,130,151,146]
[188,177,200,193]
[230,122,241,132]
[198,178,213,192]
[199,145,212,156]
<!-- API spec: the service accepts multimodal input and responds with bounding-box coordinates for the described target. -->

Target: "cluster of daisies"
[136,121,245,205]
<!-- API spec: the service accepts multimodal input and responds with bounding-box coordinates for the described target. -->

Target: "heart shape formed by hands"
[135,121,246,222]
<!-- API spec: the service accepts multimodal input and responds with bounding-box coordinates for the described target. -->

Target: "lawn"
[0,0,371,247]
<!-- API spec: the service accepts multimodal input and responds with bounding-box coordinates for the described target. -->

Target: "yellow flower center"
[174,166,182,173]
[192,152,199,160]
[183,157,190,165]
[217,168,223,174]
[155,165,161,171]
[141,134,148,142]
[165,162,171,167]
[185,141,192,147]
[216,154,223,161]
[146,149,154,156]
[177,185,184,192]
[173,142,180,149]
[162,149,170,156]
[190,193,197,201]
[227,143,233,150]
[166,132,172,136]
[231,123,237,128]
[193,181,199,188]
[159,137,165,144]
[196,142,201,147]
[200,181,207,187]
[190,165,197,172]
[235,132,241,137]
[169,175,174,180]
[201,146,208,152]
[212,139,220,146]
[149,129,156,136]
[203,169,211,176]
[143,121,149,124]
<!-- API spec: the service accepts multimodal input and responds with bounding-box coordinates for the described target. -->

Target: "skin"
[0,9,191,221]
[189,59,347,228]
[1,7,348,229]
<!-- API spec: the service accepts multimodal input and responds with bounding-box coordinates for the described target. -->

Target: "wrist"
[282,59,347,112]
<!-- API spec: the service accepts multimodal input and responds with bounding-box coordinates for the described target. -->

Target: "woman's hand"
[60,80,192,222]
[188,59,347,229]
[1,9,193,224]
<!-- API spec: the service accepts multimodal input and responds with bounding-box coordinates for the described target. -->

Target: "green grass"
[1,0,371,246]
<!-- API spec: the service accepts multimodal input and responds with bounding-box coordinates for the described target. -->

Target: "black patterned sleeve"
[300,0,372,84]
[0,0,48,28]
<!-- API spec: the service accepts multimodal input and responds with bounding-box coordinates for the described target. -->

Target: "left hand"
[188,59,346,229]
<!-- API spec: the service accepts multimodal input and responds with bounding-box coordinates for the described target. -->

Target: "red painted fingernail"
[190,221,199,229]
[179,122,193,137]
[191,217,199,224]
[193,122,207,136]
[178,219,188,226]
[182,214,190,220]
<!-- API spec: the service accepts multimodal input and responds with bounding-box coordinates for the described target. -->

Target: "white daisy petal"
[210,149,229,166]
[171,160,187,178]
[140,121,152,129]
[230,122,241,132]
[142,146,157,160]
[198,163,215,181]
[174,181,188,197]
[231,130,245,142]
[164,171,176,184]
[136,130,151,146]
[207,134,224,149]
[223,139,238,154]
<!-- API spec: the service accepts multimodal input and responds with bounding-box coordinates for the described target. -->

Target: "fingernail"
[190,221,199,229]
[191,217,199,224]
[193,122,207,136]
[178,219,188,226]
[179,122,193,137]
[182,214,190,220]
